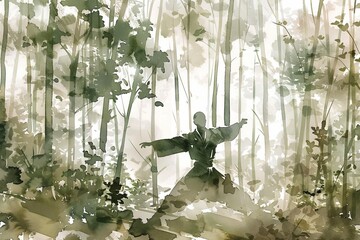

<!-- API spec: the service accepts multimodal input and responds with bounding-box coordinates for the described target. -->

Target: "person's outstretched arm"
[140,136,190,157]
[215,118,248,142]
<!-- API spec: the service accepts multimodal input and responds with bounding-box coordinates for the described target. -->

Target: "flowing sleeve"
[151,136,190,157]
[213,122,241,144]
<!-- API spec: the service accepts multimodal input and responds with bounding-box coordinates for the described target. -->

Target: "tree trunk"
[224,0,235,174]
[257,1,270,180]
[44,0,57,162]
[115,68,141,179]
[0,0,8,161]
[275,0,288,178]
[237,0,244,188]
[251,58,257,198]
[150,0,163,206]
[172,0,181,180]
[100,0,129,154]
[211,0,224,127]
[186,0,192,131]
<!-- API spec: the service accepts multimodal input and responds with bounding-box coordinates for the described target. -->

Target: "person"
[129,112,255,238]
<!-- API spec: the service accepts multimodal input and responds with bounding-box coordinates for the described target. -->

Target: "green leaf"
[193,28,206,37]
[338,23,349,31]
[339,67,347,72]
[154,101,164,107]
[84,11,105,29]
[59,14,77,25]
[138,83,156,99]
[147,50,170,73]
[18,3,35,19]
[52,27,71,44]
[247,180,261,185]
[83,87,99,102]
[85,0,104,11]
[85,154,102,165]
[338,52,347,59]
[5,167,23,184]
[283,35,294,44]
[32,154,48,168]
[354,21,360,27]
[61,0,86,11]
[113,20,133,42]
[354,124,360,140]
[26,23,44,45]
[88,142,96,150]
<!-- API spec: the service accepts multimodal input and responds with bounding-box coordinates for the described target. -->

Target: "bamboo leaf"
[338,23,349,31]
[154,101,164,107]
[338,52,347,59]
[247,180,261,185]
[17,3,35,19]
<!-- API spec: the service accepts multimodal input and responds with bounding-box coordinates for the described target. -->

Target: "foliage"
[1,0,360,239]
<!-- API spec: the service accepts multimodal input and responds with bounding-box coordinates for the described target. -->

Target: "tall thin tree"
[44,0,57,162]
[223,0,235,174]
[149,0,164,206]
[257,0,270,180]
[0,0,9,161]
[211,0,224,127]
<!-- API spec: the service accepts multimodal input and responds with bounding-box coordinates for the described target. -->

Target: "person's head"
[193,111,206,128]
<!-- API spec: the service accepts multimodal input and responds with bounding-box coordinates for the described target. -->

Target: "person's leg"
[200,168,258,213]
[129,171,207,238]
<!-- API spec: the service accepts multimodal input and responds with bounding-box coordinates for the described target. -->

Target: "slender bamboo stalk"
[343,0,356,218]
[322,0,345,120]
[150,0,164,206]
[294,0,324,170]
[275,0,288,174]
[186,0,192,131]
[343,79,351,218]
[172,0,181,180]
[350,0,357,218]
[82,47,87,151]
[0,0,9,161]
[251,58,256,185]
[115,68,141,178]
[68,13,81,170]
[0,0,8,102]
[44,0,57,162]
[87,31,94,141]
[211,0,224,127]
[224,0,234,127]
[257,0,270,180]
[327,123,335,217]
[223,0,235,174]
[237,0,245,188]
[26,54,32,134]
